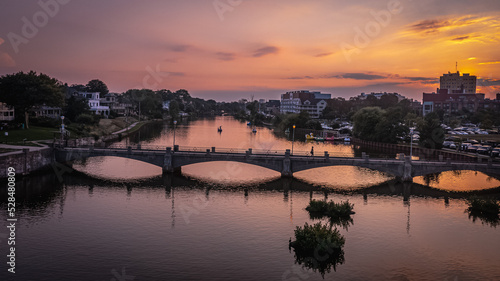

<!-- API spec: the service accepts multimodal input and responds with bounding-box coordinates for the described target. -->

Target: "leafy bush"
[467,197,500,215]
[466,197,500,228]
[290,222,346,275]
[293,222,345,252]
[306,200,355,230]
[75,113,98,125]
[306,200,354,218]
[30,116,60,128]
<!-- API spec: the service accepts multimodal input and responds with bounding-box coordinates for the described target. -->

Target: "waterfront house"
[0,102,15,121]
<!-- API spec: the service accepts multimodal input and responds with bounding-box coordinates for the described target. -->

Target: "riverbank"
[0,147,53,178]
[0,118,159,178]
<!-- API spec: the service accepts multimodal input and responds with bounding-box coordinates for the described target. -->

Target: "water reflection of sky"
[414,170,500,191]
[73,156,162,180]
[3,183,499,280]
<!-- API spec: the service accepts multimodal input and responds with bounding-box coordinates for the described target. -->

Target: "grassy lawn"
[0,117,150,145]
[0,126,59,145]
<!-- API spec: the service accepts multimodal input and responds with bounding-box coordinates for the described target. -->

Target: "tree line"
[0,71,224,128]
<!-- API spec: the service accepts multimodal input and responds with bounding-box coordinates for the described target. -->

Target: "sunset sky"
[0,0,499,101]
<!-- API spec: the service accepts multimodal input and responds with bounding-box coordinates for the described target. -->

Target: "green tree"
[123,89,162,119]
[86,79,109,96]
[0,71,65,128]
[64,95,90,122]
[352,107,384,141]
[379,94,399,109]
[169,100,180,120]
[374,107,408,143]
[70,83,87,92]
[417,112,444,149]
[352,106,408,143]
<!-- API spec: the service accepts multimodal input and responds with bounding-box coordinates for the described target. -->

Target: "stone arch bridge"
[54,146,500,182]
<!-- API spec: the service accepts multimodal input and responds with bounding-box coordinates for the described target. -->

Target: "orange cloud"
[478,61,500,65]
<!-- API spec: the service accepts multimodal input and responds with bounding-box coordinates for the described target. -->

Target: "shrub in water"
[290,222,345,275]
[466,197,500,227]
[306,199,355,229]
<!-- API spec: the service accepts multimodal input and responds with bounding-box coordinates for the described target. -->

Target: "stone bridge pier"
[163,147,182,175]
[281,150,292,178]
[402,156,413,182]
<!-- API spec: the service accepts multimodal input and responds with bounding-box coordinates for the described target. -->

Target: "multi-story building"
[0,102,15,121]
[265,100,280,115]
[280,90,331,118]
[422,72,500,116]
[440,71,476,94]
[77,92,110,116]
[100,93,132,116]
[422,88,500,116]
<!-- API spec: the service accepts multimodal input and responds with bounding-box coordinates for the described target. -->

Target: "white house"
[0,102,15,121]
[77,92,110,116]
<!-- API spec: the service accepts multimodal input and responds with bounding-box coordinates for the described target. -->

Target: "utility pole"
[138,100,141,121]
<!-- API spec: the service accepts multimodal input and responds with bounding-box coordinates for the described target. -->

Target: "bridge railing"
[58,144,499,163]
[62,143,358,158]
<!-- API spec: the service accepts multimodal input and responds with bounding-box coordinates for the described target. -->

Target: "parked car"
[467,145,481,153]
[443,140,457,149]
[491,148,500,157]
[477,145,491,155]
[442,141,452,148]
[460,142,472,151]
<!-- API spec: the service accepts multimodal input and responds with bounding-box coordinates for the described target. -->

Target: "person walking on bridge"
[310,146,314,156]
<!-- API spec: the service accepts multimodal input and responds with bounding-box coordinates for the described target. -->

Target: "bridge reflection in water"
[55,145,500,182]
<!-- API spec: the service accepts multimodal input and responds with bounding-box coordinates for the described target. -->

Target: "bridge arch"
[292,162,401,178]
[172,157,283,173]
[411,162,500,179]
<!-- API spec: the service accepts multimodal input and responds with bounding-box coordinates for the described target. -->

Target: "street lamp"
[173,120,177,150]
[292,124,296,155]
[410,127,414,160]
[60,115,65,146]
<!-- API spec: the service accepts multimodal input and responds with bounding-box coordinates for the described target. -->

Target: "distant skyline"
[1,0,499,101]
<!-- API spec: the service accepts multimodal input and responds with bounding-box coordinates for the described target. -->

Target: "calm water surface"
[1,117,499,280]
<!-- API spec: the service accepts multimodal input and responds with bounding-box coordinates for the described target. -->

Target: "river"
[1,116,499,280]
